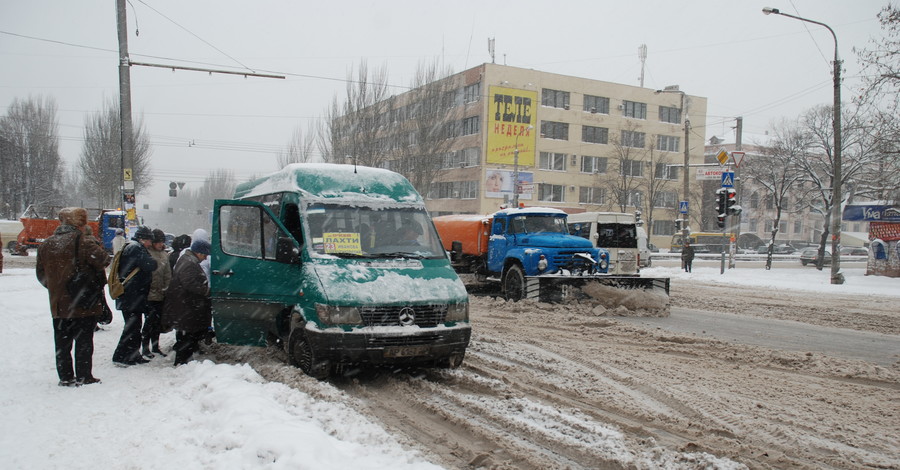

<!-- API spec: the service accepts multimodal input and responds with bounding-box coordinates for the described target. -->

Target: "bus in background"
[671,232,735,254]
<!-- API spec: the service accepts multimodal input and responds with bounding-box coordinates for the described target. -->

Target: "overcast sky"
[0,0,888,209]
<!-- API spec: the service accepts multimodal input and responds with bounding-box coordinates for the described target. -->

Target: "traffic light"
[169,181,177,197]
[674,218,683,231]
[725,188,741,215]
[715,188,726,228]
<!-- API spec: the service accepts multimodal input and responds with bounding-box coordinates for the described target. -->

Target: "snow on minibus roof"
[234,163,422,204]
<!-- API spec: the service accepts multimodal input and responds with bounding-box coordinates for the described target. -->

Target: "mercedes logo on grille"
[398,307,416,326]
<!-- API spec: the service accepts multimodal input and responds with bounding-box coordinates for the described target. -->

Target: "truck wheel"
[503,264,526,301]
[288,329,329,380]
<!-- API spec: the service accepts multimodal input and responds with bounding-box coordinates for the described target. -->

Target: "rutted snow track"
[211,283,900,470]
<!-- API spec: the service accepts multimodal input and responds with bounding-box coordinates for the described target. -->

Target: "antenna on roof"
[488,38,496,64]
[638,44,648,87]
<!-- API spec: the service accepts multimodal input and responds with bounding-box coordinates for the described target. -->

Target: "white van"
[567,212,642,275]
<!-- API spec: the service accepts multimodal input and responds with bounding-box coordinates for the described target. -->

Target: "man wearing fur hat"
[112,225,158,366]
[36,207,110,386]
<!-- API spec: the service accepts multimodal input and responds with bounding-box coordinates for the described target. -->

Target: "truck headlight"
[316,304,363,325]
[446,302,469,322]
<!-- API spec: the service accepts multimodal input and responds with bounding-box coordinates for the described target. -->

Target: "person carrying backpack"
[111,226,158,366]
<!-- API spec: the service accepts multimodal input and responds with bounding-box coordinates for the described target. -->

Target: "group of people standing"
[35,207,215,387]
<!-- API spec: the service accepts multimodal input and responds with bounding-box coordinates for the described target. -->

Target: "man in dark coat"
[112,225,158,366]
[681,241,695,273]
[36,207,110,386]
[162,239,212,366]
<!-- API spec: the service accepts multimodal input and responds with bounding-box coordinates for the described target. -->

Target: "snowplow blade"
[524,275,670,314]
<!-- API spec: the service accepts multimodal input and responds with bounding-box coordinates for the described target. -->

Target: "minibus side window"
[220,204,290,260]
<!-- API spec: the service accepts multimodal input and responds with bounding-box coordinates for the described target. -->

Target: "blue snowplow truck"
[435,207,662,303]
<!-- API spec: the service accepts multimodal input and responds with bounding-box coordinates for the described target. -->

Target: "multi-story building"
[379,63,707,249]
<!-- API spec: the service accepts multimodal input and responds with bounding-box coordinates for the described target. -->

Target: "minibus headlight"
[446,302,469,322]
[316,304,363,325]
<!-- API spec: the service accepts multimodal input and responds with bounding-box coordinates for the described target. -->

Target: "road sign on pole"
[731,151,746,168]
[679,201,688,214]
[721,172,735,188]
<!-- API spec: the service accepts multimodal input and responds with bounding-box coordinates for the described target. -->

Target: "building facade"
[379,63,707,249]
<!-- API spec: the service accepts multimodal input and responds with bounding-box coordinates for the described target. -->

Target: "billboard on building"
[486,86,537,166]
[484,169,533,200]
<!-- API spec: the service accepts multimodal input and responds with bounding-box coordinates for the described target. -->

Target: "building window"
[652,219,675,236]
[541,88,570,109]
[656,135,680,152]
[659,106,682,124]
[464,82,481,103]
[584,95,609,114]
[621,159,644,177]
[750,192,759,209]
[579,186,606,204]
[445,120,461,138]
[765,220,775,232]
[541,121,569,140]
[794,220,802,234]
[441,147,480,169]
[765,195,774,209]
[538,183,566,202]
[462,116,480,135]
[654,162,678,180]
[539,152,567,171]
[626,189,643,207]
[623,101,647,119]
[653,191,677,208]
[749,219,758,232]
[582,125,609,144]
[431,180,479,199]
[581,155,608,174]
[621,130,645,148]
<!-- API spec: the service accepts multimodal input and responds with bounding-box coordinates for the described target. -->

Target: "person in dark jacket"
[681,241,695,273]
[162,239,212,366]
[112,225,158,366]
[168,234,191,270]
[36,207,110,386]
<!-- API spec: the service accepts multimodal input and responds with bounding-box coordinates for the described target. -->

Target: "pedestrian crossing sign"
[721,172,735,188]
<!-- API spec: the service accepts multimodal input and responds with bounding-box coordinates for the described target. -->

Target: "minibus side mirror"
[275,236,300,264]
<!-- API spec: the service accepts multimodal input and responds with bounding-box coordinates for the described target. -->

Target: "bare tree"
[853,109,900,202]
[745,120,807,270]
[855,4,900,113]
[390,59,458,196]
[78,98,152,209]
[319,60,392,167]
[0,95,63,214]
[277,122,318,169]
[643,138,679,237]
[607,122,649,213]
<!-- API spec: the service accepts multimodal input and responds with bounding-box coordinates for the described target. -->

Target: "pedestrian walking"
[112,226,158,366]
[142,229,172,358]
[682,241,695,273]
[36,207,110,386]
[111,228,127,255]
[162,239,212,366]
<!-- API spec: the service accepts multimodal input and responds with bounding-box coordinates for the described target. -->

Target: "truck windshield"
[305,203,445,259]
[509,215,568,234]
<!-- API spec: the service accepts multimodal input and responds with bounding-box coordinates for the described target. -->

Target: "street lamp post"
[512,125,534,208]
[655,88,691,245]
[762,7,843,284]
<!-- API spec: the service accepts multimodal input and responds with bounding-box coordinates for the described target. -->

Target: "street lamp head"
[762,7,780,15]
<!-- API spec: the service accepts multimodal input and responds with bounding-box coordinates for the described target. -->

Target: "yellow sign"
[323,232,361,254]
[123,168,133,181]
[486,86,537,165]
[716,150,729,165]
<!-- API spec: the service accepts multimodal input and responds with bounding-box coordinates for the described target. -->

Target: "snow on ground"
[643,264,900,297]
[0,268,440,470]
[1,261,897,469]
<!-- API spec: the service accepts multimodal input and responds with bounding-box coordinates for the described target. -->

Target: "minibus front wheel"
[288,329,330,380]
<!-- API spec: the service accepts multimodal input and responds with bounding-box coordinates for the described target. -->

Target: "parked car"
[800,247,831,266]
[773,244,796,254]
[840,246,868,256]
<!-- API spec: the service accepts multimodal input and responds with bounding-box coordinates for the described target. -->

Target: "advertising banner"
[487,86,537,166]
[484,169,533,200]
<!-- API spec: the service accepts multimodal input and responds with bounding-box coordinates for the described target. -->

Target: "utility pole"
[116,0,136,231]
[729,116,743,269]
